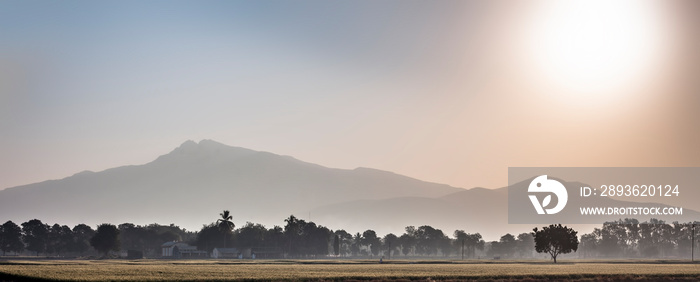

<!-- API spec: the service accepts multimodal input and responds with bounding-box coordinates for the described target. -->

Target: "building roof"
[161,241,178,247]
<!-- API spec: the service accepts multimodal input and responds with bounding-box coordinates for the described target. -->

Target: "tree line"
[28,212,700,261]
[0,214,561,259]
[578,218,700,259]
[0,219,194,257]
[197,211,576,260]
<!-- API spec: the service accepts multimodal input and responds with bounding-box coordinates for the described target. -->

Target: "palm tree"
[283,215,299,256]
[217,210,235,248]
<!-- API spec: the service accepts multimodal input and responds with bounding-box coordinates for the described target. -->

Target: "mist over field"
[0,140,698,263]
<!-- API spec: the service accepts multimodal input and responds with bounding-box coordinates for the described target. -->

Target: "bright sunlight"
[525,0,668,104]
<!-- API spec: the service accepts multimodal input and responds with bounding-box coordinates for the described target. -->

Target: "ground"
[0,259,699,281]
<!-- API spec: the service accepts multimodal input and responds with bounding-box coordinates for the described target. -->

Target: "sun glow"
[525,0,667,105]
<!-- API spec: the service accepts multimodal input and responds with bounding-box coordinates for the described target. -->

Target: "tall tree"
[217,210,235,248]
[579,233,598,258]
[454,230,468,259]
[91,224,121,257]
[47,224,73,256]
[22,219,49,256]
[0,221,24,255]
[284,215,300,256]
[72,224,95,256]
[305,222,331,257]
[351,232,362,256]
[196,223,221,253]
[361,229,381,256]
[399,226,418,256]
[333,230,352,256]
[532,224,579,263]
[465,233,485,259]
[414,225,448,256]
[498,233,517,258]
[266,225,285,252]
[236,222,267,249]
[516,232,535,258]
[382,233,398,259]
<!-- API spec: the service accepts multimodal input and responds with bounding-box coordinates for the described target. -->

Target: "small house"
[178,245,208,257]
[161,241,205,257]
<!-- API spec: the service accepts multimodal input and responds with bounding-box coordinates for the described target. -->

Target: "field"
[1,259,699,281]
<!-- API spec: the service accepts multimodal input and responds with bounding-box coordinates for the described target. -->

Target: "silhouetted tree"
[91,224,120,257]
[266,225,285,253]
[672,221,692,258]
[22,219,49,256]
[382,233,398,259]
[399,226,417,256]
[118,223,139,251]
[487,241,500,257]
[351,232,362,256]
[361,229,381,256]
[465,233,485,258]
[498,233,516,258]
[577,219,697,259]
[284,215,300,256]
[532,224,578,263]
[217,210,235,249]
[236,222,267,249]
[0,221,24,255]
[47,224,72,256]
[438,234,453,257]
[579,233,598,258]
[595,221,626,257]
[304,222,331,257]
[71,224,95,256]
[333,229,352,256]
[196,223,222,253]
[454,230,468,259]
[622,218,640,255]
[414,225,448,256]
[516,232,535,258]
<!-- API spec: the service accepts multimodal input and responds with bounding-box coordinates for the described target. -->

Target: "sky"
[1,0,699,191]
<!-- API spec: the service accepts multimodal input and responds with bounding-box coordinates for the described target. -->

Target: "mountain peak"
[173,139,237,152]
[152,139,259,164]
[177,140,198,150]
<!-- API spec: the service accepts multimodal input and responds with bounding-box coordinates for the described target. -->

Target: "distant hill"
[0,140,462,233]
[312,180,700,240]
[310,187,516,240]
[1,140,697,241]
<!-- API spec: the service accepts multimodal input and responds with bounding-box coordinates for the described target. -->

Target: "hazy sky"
[1,0,698,190]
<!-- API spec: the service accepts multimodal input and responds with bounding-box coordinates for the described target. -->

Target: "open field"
[0,259,699,281]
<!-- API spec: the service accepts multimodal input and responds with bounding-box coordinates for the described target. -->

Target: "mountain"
[0,140,462,232]
[311,179,700,240]
[1,140,697,241]
[310,187,516,240]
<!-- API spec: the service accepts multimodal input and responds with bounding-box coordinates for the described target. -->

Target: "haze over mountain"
[1,140,697,241]
[0,140,462,233]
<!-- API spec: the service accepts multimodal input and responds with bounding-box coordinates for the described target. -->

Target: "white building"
[161,242,206,257]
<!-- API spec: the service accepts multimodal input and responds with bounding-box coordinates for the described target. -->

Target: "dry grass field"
[0,259,699,281]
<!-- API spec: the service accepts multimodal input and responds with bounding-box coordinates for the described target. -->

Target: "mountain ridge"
[0,140,465,234]
[2,140,697,241]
